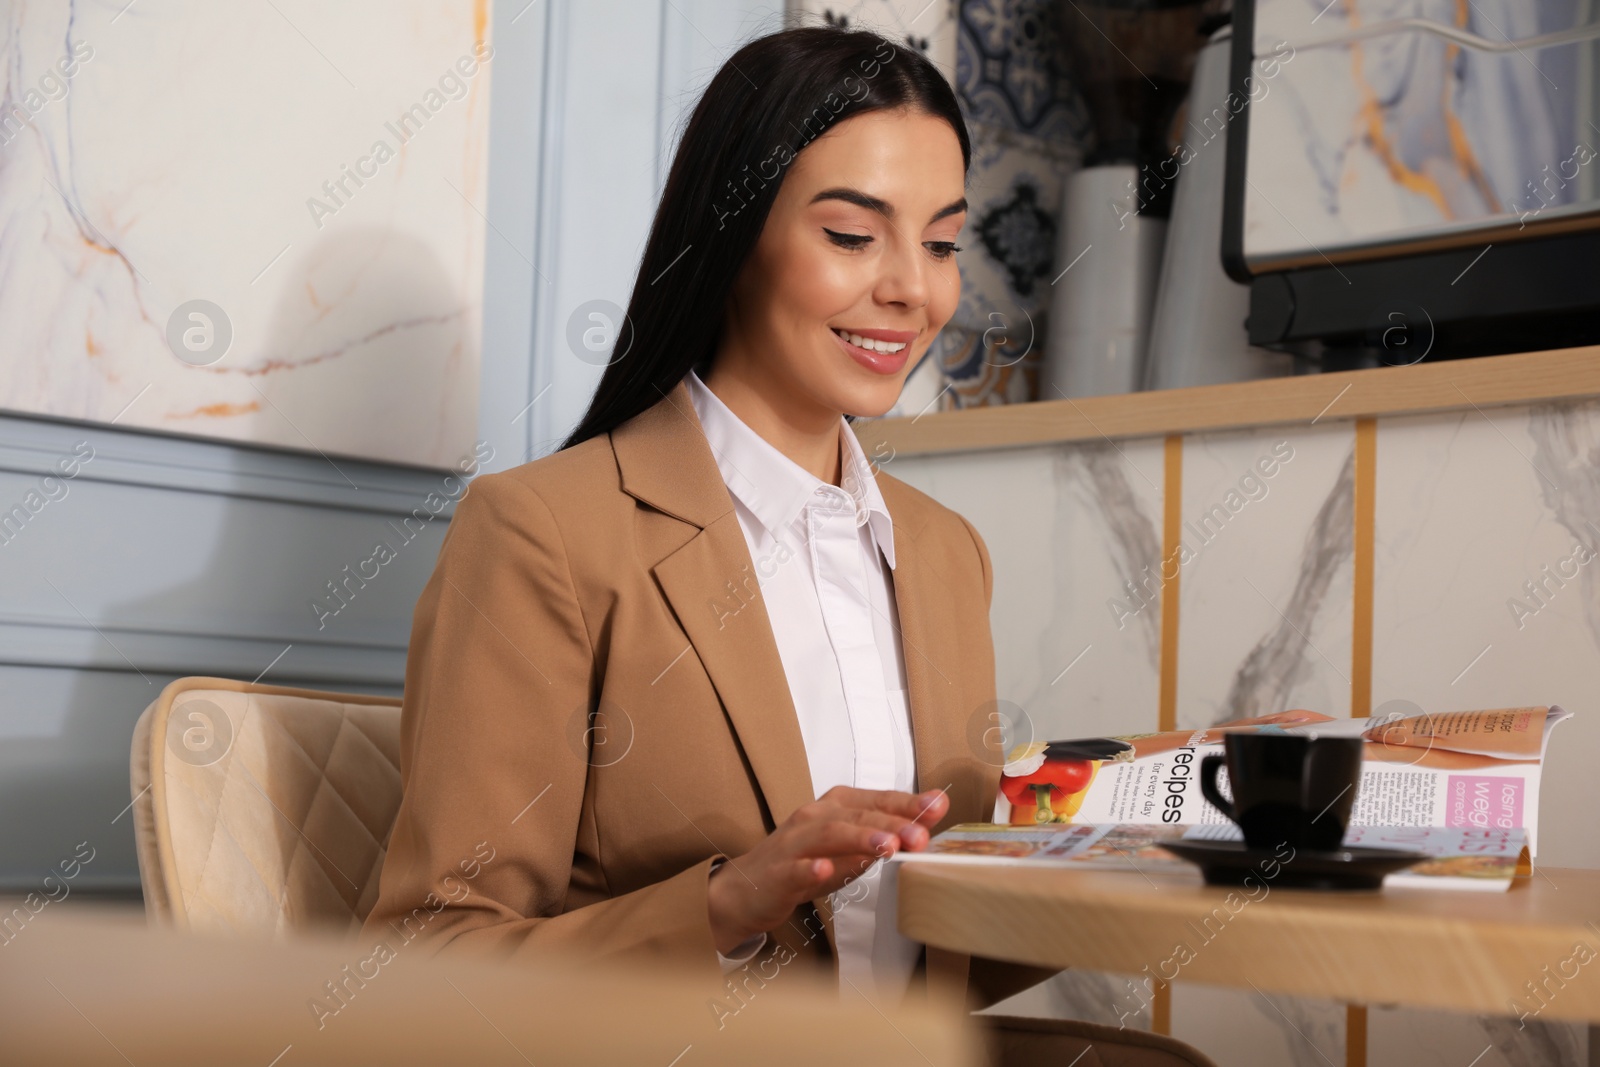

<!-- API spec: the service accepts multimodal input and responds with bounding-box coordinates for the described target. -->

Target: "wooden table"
[897,861,1600,1024]
[2,904,981,1066]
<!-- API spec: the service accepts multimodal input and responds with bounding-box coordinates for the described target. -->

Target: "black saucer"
[1161,838,1430,890]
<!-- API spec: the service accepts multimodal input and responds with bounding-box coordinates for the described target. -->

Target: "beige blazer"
[362,379,1041,1008]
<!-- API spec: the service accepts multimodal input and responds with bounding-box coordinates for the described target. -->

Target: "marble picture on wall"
[1244,0,1596,268]
[0,1,491,469]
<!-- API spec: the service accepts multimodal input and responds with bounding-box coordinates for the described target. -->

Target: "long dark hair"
[558,26,971,451]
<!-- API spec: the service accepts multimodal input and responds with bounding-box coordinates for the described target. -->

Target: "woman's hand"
[706,785,949,955]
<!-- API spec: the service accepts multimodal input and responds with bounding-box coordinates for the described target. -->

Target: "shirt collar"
[686,369,896,569]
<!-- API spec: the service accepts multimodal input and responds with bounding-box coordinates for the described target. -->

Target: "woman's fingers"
[805,806,932,843]
[909,789,949,825]
[784,819,904,862]
[721,790,952,938]
[730,787,954,925]
[789,854,889,899]
[811,786,950,826]
[787,850,889,898]
[790,796,943,850]
[797,856,831,887]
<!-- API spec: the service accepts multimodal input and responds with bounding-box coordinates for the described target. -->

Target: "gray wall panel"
[0,664,400,895]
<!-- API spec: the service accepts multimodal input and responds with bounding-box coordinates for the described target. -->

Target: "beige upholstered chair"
[129,676,403,937]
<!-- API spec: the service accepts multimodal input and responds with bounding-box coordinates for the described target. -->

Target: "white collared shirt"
[687,370,921,1001]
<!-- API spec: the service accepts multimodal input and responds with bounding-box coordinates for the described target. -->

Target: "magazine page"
[1341,825,1531,891]
[896,822,1532,890]
[1363,707,1557,759]
[993,706,1569,858]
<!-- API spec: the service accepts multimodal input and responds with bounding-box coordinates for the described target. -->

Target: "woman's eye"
[925,242,962,261]
[823,228,872,249]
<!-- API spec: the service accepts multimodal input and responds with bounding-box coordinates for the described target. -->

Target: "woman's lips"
[831,327,914,375]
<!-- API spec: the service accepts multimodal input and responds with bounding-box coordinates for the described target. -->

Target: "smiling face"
[709,106,967,433]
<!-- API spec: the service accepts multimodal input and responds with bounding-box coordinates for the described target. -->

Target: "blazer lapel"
[879,482,1002,829]
[885,526,949,808]
[612,382,839,959]
[613,381,817,831]
[652,514,818,832]
[879,480,1001,1004]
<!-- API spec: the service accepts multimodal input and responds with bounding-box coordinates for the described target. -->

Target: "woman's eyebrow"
[810,187,968,224]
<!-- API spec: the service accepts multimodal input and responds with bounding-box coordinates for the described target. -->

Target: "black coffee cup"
[1199,733,1363,852]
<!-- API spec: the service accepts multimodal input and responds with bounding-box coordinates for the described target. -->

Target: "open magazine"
[899,706,1569,891]
[902,822,1532,891]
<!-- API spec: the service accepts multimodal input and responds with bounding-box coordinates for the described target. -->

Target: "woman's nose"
[873,236,934,309]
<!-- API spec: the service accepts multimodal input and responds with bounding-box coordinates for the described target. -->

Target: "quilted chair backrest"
[130,677,403,938]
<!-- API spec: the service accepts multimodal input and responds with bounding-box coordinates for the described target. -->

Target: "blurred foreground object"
[0,905,981,1066]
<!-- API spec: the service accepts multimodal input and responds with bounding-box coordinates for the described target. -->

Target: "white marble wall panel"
[883,436,1165,744]
[1176,422,1357,728]
[1369,1002,1588,1066]
[977,967,1152,1033]
[0,1,490,468]
[1365,398,1600,1064]
[1171,983,1346,1067]
[1373,399,1600,870]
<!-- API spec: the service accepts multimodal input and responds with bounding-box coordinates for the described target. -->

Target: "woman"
[363,25,1255,1063]
[365,24,988,999]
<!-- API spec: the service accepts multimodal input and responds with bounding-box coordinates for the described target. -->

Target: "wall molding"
[0,411,468,519]
[0,612,405,689]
